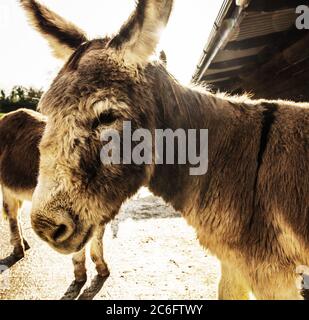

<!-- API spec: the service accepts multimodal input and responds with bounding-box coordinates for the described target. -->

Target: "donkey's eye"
[92,109,119,130]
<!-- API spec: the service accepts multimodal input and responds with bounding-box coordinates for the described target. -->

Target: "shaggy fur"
[21,0,309,299]
[0,109,108,281]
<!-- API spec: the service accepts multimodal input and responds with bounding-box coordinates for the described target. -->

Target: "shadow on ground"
[0,254,23,273]
[61,275,109,300]
[0,243,31,274]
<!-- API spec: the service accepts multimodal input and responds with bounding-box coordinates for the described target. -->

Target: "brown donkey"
[20,0,309,299]
[0,109,108,282]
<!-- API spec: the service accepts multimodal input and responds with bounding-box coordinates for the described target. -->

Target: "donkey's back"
[0,109,45,195]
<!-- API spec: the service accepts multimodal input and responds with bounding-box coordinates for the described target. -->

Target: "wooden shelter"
[192,0,309,102]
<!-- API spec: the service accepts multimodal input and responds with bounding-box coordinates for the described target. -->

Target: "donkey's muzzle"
[31,212,76,246]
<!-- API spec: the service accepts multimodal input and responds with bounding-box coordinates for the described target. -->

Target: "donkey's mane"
[151,64,214,128]
[152,62,309,130]
[150,63,259,132]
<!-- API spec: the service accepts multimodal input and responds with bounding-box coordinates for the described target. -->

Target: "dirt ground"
[0,188,221,300]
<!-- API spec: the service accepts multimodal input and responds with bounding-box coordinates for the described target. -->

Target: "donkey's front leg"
[90,225,109,277]
[72,248,87,283]
[219,262,251,300]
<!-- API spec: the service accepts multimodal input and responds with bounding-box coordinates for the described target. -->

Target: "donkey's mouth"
[48,225,94,255]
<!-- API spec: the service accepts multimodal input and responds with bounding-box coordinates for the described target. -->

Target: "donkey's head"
[20,0,173,254]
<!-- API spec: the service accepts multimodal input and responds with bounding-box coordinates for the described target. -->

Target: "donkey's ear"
[20,0,88,60]
[109,0,173,65]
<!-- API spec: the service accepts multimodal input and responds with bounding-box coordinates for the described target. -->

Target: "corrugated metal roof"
[213,46,264,62]
[230,8,296,41]
[205,65,244,76]
[193,0,302,86]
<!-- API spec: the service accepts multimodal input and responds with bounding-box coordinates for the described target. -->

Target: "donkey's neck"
[149,65,219,130]
[147,65,261,214]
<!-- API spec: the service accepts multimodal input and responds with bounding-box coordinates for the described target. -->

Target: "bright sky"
[0,0,223,91]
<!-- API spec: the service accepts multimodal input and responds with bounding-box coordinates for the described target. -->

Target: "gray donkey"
[0,109,108,282]
[20,0,308,299]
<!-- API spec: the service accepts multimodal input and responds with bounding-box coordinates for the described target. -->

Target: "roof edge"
[192,0,251,83]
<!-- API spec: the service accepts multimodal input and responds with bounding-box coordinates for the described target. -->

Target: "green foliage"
[0,86,44,113]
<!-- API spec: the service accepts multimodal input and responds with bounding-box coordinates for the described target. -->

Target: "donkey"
[0,109,109,282]
[20,0,309,299]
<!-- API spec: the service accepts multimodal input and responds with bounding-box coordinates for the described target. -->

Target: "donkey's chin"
[47,225,94,255]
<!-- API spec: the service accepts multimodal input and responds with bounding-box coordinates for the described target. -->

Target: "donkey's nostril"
[31,212,76,245]
[52,224,68,242]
